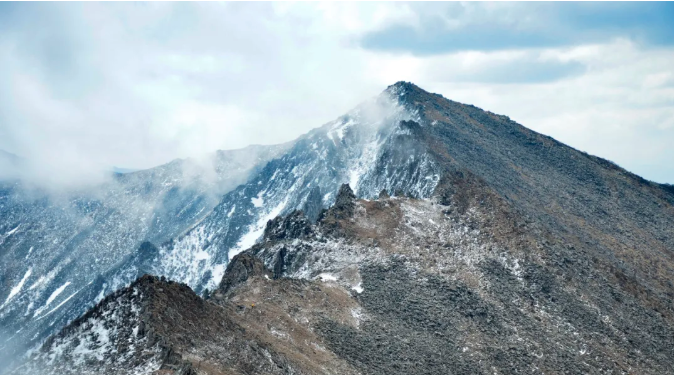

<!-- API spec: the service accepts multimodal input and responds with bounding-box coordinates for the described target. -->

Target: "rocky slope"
[3,82,674,373]
[18,182,674,374]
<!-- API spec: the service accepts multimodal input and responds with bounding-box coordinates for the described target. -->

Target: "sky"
[0,2,673,186]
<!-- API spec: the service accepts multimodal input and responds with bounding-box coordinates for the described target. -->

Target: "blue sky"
[361,3,674,54]
[0,2,673,186]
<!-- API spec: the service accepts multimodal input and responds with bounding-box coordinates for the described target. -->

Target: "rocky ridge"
[19,180,674,374]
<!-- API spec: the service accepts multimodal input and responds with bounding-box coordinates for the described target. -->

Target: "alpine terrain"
[3,82,674,374]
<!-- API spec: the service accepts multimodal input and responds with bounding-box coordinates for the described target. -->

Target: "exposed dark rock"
[333,183,356,217]
[303,185,324,222]
[216,253,271,297]
[263,210,314,243]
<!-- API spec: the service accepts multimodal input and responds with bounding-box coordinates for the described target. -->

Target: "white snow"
[351,283,364,294]
[347,136,382,195]
[95,287,107,303]
[209,263,227,288]
[0,224,21,246]
[194,248,211,261]
[351,307,365,325]
[251,192,264,208]
[6,224,20,236]
[1,268,32,309]
[227,205,236,217]
[36,290,79,320]
[328,118,356,142]
[156,226,216,290]
[229,197,288,260]
[29,268,59,291]
[317,273,338,282]
[34,282,71,317]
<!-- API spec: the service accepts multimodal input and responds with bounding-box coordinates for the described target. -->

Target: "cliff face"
[8,82,674,374]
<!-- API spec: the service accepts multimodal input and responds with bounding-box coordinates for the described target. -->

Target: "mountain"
[4,82,674,374]
[0,144,291,368]
[19,182,674,374]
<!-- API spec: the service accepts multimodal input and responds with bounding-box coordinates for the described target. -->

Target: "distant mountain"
[0,143,292,368]
[111,167,139,174]
[4,82,674,374]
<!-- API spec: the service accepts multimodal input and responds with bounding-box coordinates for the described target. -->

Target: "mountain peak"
[385,81,427,97]
[383,81,448,113]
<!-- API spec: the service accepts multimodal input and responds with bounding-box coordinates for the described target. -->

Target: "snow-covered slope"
[144,84,441,295]
[0,144,290,369]
[0,84,441,369]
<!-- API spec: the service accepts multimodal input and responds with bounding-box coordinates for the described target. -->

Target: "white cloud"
[0,3,672,186]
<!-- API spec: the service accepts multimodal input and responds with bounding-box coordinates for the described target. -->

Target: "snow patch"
[251,192,264,208]
[209,263,227,288]
[229,197,288,260]
[36,290,79,320]
[1,268,32,309]
[329,118,356,142]
[194,248,211,261]
[347,136,382,195]
[34,281,71,317]
[29,268,59,291]
[6,224,20,236]
[317,273,338,282]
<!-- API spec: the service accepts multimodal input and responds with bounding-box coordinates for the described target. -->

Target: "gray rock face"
[216,253,271,296]
[249,186,674,374]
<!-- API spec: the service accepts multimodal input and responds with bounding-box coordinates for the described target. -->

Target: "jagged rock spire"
[216,253,271,297]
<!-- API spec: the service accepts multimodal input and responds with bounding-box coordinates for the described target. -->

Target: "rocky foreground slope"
[17,183,674,374]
